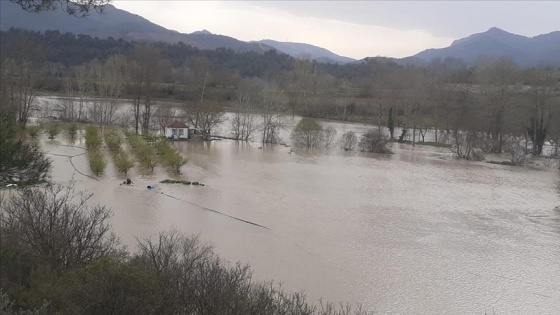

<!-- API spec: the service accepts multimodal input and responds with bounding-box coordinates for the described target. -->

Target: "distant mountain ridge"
[408,27,560,67]
[0,2,273,54]
[1,1,558,67]
[256,40,355,64]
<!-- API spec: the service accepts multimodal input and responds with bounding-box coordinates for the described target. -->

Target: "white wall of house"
[164,127,188,139]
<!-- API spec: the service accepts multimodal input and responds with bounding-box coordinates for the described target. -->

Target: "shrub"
[67,122,79,139]
[340,131,358,151]
[358,130,392,153]
[26,125,42,138]
[503,137,529,165]
[0,183,119,271]
[291,118,337,149]
[46,123,60,140]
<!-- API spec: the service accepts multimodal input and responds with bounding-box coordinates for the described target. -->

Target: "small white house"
[164,121,189,140]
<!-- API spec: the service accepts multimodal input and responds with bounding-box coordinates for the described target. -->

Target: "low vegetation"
[156,139,189,175]
[358,130,392,154]
[291,118,337,149]
[0,184,371,315]
[46,123,60,139]
[0,110,51,185]
[66,122,79,140]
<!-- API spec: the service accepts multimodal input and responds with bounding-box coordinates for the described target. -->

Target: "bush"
[0,183,119,271]
[26,125,42,138]
[340,131,358,151]
[67,123,79,139]
[358,130,392,153]
[503,137,529,165]
[0,185,372,315]
[46,124,60,140]
[291,118,337,149]
[451,131,485,161]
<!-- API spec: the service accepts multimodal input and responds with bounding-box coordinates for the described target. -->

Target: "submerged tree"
[526,66,556,156]
[358,129,392,154]
[340,131,358,151]
[291,118,324,149]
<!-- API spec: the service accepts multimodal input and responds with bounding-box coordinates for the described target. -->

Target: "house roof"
[165,121,188,128]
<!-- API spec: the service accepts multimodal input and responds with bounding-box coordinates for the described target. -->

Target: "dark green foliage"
[0,110,51,185]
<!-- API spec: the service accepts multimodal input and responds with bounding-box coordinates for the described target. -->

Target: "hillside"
[256,39,355,64]
[0,1,271,54]
[409,27,560,67]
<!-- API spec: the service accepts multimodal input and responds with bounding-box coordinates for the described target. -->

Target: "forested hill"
[0,28,296,79]
[0,1,272,54]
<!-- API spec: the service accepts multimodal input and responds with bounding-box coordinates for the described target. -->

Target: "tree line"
[1,27,559,159]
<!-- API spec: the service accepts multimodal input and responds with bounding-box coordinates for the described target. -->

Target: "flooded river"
[38,106,560,314]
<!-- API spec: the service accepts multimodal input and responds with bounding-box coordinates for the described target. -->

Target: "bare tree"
[74,64,92,121]
[11,0,109,16]
[1,34,44,126]
[258,87,285,144]
[188,101,224,140]
[449,85,487,161]
[230,87,258,141]
[0,183,120,271]
[526,65,557,156]
[475,57,520,153]
[340,131,358,151]
[154,105,177,134]
[128,45,161,134]
[60,78,76,121]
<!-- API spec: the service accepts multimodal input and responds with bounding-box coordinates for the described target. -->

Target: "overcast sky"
[112,1,560,59]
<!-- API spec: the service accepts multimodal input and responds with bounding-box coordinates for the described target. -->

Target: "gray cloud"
[244,1,560,38]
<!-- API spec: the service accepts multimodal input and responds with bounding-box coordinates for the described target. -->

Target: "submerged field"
[36,116,560,314]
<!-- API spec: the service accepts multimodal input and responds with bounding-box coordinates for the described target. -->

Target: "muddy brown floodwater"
[41,119,559,314]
